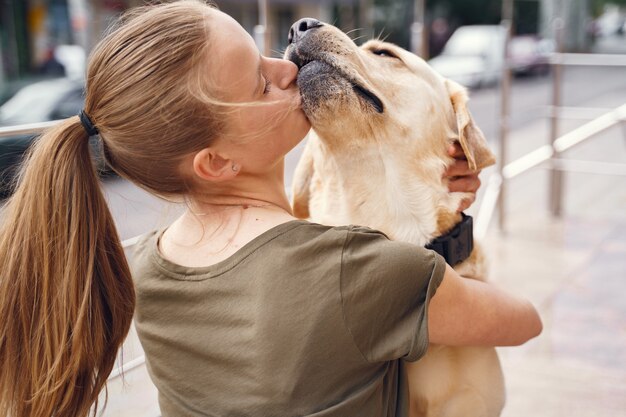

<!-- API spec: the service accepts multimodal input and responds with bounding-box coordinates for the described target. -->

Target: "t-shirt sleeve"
[340,226,446,363]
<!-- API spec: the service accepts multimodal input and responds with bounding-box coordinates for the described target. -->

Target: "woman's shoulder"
[296,221,389,238]
[129,220,386,250]
[127,229,161,281]
[126,221,353,281]
[126,220,407,284]
[278,220,394,251]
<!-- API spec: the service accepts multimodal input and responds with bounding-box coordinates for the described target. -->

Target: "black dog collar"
[425,213,474,266]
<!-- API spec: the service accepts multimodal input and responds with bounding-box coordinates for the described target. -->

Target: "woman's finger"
[448,176,481,194]
[447,142,467,160]
[446,142,482,211]
[444,159,479,178]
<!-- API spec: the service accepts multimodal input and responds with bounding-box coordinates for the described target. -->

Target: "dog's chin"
[297,60,383,127]
[296,60,351,121]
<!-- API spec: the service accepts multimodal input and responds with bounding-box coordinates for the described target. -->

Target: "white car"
[428,25,506,89]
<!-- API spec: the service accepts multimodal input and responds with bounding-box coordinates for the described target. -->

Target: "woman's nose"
[288,18,322,44]
[269,58,299,90]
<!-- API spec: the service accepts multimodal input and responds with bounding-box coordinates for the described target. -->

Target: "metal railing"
[475,100,626,237]
[108,353,146,380]
[0,120,60,138]
[474,19,626,237]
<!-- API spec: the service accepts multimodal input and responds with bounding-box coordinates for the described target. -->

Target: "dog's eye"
[371,49,396,58]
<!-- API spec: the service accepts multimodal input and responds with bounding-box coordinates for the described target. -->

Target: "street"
[101,64,626,241]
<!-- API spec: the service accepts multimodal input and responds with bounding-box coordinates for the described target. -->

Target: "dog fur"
[286,22,505,417]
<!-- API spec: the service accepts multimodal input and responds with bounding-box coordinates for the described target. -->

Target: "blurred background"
[0,0,625,416]
[1,0,624,99]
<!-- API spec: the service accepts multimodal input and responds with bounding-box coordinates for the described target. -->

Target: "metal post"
[549,18,564,216]
[411,0,428,59]
[67,0,89,51]
[254,0,270,56]
[497,0,514,232]
[359,0,373,40]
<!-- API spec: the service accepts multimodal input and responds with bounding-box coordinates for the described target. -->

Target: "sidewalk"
[485,214,626,417]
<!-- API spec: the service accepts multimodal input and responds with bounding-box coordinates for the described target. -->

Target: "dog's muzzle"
[285,19,384,115]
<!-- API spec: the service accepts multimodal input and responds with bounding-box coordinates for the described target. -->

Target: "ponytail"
[0,117,135,417]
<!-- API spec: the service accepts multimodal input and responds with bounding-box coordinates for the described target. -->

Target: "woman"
[0,2,541,417]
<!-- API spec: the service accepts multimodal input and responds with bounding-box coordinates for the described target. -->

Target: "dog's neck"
[309,132,465,246]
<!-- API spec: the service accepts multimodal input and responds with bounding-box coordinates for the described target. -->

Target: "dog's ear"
[292,137,315,219]
[445,79,496,171]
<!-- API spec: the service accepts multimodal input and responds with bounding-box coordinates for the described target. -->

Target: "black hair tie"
[79,110,99,136]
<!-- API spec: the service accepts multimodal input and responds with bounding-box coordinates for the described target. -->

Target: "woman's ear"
[192,148,240,182]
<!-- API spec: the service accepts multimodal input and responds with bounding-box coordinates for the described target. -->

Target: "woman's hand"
[444,142,482,212]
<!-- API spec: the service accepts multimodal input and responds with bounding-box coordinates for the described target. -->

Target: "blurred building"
[0,0,366,97]
[0,0,75,93]
[0,0,600,99]
[0,0,104,98]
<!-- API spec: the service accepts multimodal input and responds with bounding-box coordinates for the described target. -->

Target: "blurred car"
[0,78,109,198]
[508,35,552,76]
[596,7,625,37]
[54,44,87,81]
[428,25,506,89]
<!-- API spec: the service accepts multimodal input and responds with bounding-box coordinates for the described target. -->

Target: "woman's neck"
[189,189,292,217]
[160,203,296,268]
[190,161,292,214]
[158,163,300,267]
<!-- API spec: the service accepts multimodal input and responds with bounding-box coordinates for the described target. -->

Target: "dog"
[285,19,505,417]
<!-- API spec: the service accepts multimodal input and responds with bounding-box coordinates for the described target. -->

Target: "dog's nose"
[288,18,322,44]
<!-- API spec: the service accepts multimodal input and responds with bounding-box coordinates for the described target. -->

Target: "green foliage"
[592,0,626,17]
[433,0,502,26]
[513,1,540,34]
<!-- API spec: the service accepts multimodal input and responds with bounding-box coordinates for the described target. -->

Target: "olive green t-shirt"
[131,220,445,417]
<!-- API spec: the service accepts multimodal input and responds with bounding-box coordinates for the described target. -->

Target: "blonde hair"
[0,1,225,416]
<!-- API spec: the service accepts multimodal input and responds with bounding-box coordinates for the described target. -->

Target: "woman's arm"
[428,265,543,347]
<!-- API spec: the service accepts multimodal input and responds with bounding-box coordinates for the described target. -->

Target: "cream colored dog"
[286,21,505,417]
